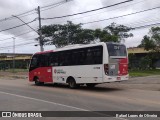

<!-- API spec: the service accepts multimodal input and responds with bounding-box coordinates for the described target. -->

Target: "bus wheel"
[34,78,44,86]
[86,83,96,88]
[68,78,77,89]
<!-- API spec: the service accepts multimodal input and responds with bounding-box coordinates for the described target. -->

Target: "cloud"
[0,0,160,53]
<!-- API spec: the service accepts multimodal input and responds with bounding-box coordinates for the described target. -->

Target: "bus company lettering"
[93,67,100,69]
[54,69,66,74]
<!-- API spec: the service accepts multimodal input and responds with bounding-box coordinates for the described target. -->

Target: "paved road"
[0,76,160,120]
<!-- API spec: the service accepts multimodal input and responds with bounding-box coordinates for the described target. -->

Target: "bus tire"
[86,83,96,88]
[68,78,77,89]
[34,77,44,86]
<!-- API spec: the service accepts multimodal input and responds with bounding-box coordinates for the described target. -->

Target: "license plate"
[117,77,121,80]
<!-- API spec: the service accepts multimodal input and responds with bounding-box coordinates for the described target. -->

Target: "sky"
[0,0,160,53]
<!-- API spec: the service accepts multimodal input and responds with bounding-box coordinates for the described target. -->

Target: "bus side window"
[86,48,94,65]
[77,49,86,65]
[93,47,103,64]
[71,51,77,65]
[49,53,58,66]
[38,55,48,67]
[30,56,38,68]
[59,52,65,66]
[85,46,102,65]
[44,54,49,67]
[64,51,72,66]
[49,56,54,66]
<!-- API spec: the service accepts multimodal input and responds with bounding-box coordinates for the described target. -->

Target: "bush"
[139,56,152,70]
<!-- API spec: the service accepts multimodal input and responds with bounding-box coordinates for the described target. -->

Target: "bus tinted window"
[86,46,103,65]
[30,55,38,68]
[64,51,72,66]
[49,53,58,66]
[72,48,86,65]
[107,44,127,56]
[37,54,49,67]
[59,52,66,66]
[30,54,50,68]
[48,45,103,66]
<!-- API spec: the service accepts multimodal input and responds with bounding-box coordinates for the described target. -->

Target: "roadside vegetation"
[0,69,28,73]
[129,69,160,77]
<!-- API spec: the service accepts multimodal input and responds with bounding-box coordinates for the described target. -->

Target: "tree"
[40,21,94,48]
[39,22,133,47]
[140,27,160,52]
[139,35,155,50]
[94,23,133,42]
[138,27,160,69]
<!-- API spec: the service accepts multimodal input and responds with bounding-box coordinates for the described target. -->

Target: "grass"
[1,69,28,73]
[129,69,160,77]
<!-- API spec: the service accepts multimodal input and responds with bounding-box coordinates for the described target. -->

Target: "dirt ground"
[0,71,28,79]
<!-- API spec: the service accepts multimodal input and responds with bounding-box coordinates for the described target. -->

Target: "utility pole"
[37,6,44,52]
[12,37,15,72]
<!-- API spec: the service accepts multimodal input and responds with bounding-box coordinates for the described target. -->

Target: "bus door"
[38,54,53,83]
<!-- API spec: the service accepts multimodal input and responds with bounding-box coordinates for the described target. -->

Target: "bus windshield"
[107,43,127,57]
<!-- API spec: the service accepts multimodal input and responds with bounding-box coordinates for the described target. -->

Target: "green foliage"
[41,21,94,47]
[129,69,160,77]
[140,35,155,51]
[139,56,152,70]
[140,27,160,52]
[94,28,118,42]
[138,27,160,70]
[95,23,133,42]
[0,60,29,70]
[128,53,138,70]
[128,54,153,70]
[40,22,133,47]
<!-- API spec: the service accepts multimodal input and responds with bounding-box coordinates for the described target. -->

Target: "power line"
[54,0,147,24]
[81,6,160,25]
[12,0,72,18]
[41,0,70,9]
[0,31,33,41]
[12,15,38,34]
[0,0,72,23]
[0,9,36,22]
[15,11,37,19]
[0,19,37,33]
[1,22,160,51]
[131,22,160,30]
[42,0,133,20]
[15,9,36,18]
[0,29,37,42]
[0,37,37,45]
[41,2,67,12]
[124,16,160,27]
[0,41,37,50]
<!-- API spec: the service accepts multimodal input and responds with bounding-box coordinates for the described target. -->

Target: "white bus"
[29,42,129,88]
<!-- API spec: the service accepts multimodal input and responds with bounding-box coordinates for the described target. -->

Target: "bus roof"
[34,42,125,54]
[54,42,106,52]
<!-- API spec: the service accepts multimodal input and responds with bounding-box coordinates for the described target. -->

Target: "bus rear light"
[104,64,109,75]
